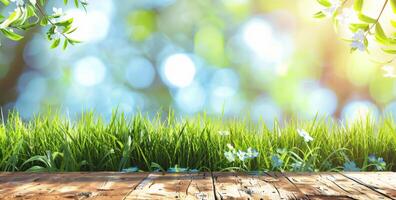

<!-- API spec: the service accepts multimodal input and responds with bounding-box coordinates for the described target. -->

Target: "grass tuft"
[0,110,394,172]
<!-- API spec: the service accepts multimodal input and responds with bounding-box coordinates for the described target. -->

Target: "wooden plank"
[283,172,359,199]
[0,172,147,200]
[264,172,309,200]
[285,172,391,200]
[342,172,396,199]
[0,173,53,199]
[0,172,395,199]
[184,172,215,200]
[124,172,214,200]
[213,172,309,199]
[213,172,282,200]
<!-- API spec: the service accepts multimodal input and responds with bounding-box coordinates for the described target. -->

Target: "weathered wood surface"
[1,172,396,199]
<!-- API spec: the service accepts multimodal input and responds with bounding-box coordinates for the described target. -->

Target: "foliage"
[315,0,396,59]
[0,0,86,49]
[0,110,394,172]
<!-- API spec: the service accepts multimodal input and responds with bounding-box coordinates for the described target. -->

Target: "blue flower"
[271,155,283,168]
[368,154,377,163]
[368,155,386,171]
[343,161,360,172]
[246,147,259,159]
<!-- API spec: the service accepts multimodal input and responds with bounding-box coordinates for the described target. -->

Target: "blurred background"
[0,0,394,123]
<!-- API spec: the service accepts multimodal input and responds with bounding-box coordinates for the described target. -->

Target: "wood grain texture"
[0,172,394,199]
[124,172,214,200]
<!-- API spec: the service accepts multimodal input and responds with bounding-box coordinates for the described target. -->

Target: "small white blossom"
[50,29,62,40]
[350,29,366,52]
[246,147,259,158]
[322,0,341,16]
[382,65,396,78]
[297,128,313,142]
[53,7,64,16]
[227,143,234,150]
[218,130,230,136]
[350,40,365,51]
[224,151,235,162]
[336,8,358,25]
[352,29,365,41]
[236,150,248,162]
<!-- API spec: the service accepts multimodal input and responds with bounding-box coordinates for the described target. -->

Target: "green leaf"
[349,23,369,32]
[313,11,326,18]
[67,38,81,45]
[375,23,389,45]
[40,18,48,26]
[391,20,396,28]
[51,38,61,48]
[354,0,364,11]
[63,39,68,50]
[0,0,9,6]
[382,49,396,54]
[375,23,387,40]
[55,18,73,26]
[390,0,396,13]
[357,13,376,23]
[0,28,24,41]
[316,0,331,7]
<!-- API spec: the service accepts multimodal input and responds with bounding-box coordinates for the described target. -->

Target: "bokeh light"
[161,53,196,88]
[1,0,394,121]
[73,56,106,87]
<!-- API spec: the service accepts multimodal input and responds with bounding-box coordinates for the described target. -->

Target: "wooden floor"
[1,172,396,200]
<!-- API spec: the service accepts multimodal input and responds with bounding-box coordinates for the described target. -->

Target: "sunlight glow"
[67,10,110,43]
[242,18,286,65]
[162,53,196,88]
[73,57,106,87]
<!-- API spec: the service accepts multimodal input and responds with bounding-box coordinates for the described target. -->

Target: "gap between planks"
[1,172,396,200]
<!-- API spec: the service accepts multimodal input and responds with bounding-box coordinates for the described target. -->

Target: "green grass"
[0,110,394,172]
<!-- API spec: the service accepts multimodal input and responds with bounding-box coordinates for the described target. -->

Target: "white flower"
[224,151,235,162]
[80,0,88,4]
[246,147,259,158]
[50,26,65,40]
[350,29,366,52]
[226,143,234,150]
[236,150,248,162]
[352,29,365,41]
[322,0,341,16]
[382,65,396,78]
[336,8,358,25]
[297,128,313,142]
[218,130,230,136]
[11,0,24,7]
[350,40,365,51]
[50,29,62,40]
[53,7,63,16]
